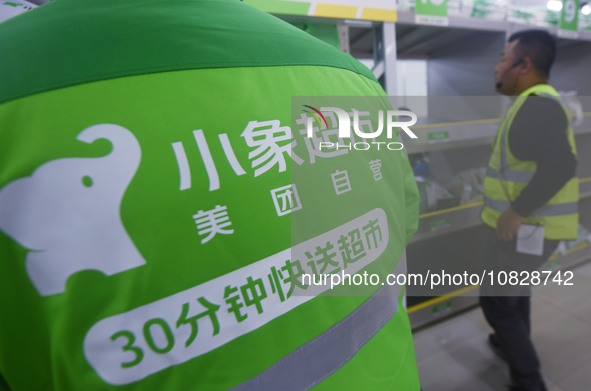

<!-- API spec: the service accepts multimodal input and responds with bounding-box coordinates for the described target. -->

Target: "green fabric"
[305,24,341,49]
[0,64,419,389]
[245,0,310,16]
[0,375,9,391]
[481,84,579,240]
[0,0,374,105]
[0,0,420,389]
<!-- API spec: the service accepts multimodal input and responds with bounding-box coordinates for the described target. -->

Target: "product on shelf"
[461,0,508,21]
[560,91,584,127]
[447,167,487,204]
[416,176,460,213]
[564,224,591,250]
[553,224,591,256]
[507,5,560,27]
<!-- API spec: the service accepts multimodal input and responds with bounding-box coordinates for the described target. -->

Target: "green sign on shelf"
[559,0,579,37]
[415,0,449,26]
[432,300,453,314]
[427,130,450,142]
[244,0,309,16]
[429,217,451,231]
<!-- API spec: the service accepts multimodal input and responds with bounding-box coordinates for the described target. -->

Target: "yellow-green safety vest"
[481,84,579,240]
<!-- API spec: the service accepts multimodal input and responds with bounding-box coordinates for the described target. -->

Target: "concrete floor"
[414,260,591,391]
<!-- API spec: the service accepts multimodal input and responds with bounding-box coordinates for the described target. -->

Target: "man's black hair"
[508,29,556,77]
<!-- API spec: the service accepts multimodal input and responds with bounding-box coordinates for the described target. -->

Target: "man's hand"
[496,207,524,241]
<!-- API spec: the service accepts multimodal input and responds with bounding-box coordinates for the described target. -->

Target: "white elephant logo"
[0,124,146,296]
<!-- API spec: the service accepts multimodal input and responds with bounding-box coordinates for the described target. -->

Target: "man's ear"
[518,57,534,74]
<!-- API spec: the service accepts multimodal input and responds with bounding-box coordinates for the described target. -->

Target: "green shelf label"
[429,217,451,231]
[559,0,580,37]
[415,0,448,26]
[546,260,560,270]
[427,131,450,142]
[431,301,453,314]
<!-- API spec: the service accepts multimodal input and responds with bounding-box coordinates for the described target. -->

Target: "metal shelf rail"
[408,242,591,328]
[396,10,591,42]
[411,176,591,243]
[405,113,591,154]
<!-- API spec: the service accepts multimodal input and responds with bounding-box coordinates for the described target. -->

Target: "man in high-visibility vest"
[480,29,578,391]
[0,0,421,390]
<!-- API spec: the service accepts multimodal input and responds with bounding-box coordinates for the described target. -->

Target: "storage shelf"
[409,295,479,330]
[411,177,591,243]
[547,242,591,270]
[405,119,499,154]
[405,115,591,154]
[396,10,591,43]
[412,201,484,242]
[409,244,591,328]
[397,10,507,32]
[580,177,591,197]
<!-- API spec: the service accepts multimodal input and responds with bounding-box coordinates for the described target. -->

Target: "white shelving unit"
[269,2,591,329]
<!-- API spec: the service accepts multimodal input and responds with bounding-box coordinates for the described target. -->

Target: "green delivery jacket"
[0,0,421,390]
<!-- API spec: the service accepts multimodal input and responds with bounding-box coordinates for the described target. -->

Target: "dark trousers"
[479,229,559,391]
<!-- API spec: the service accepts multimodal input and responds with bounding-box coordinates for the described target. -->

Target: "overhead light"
[546,0,563,11]
[583,4,591,15]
